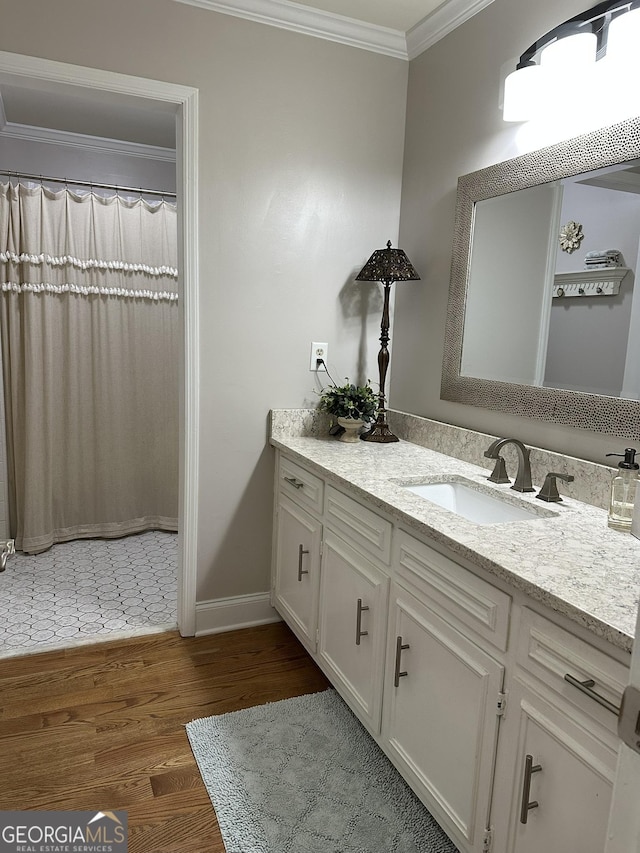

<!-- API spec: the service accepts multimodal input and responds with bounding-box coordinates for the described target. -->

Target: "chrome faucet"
[484,438,534,493]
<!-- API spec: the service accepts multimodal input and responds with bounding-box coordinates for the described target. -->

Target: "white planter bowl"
[337,417,365,442]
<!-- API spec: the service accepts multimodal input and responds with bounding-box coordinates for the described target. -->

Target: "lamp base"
[361,415,399,443]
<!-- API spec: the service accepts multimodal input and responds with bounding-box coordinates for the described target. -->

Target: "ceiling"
[0,0,489,150]
[579,164,640,196]
[0,83,177,150]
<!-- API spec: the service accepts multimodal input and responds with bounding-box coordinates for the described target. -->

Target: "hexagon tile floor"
[0,530,177,658]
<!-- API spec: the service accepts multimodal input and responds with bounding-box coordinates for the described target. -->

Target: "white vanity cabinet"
[270,450,630,853]
[494,678,615,853]
[491,608,628,853]
[273,457,324,652]
[383,532,510,852]
[318,529,389,733]
[317,486,392,734]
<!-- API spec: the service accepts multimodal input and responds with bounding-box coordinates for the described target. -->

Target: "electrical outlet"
[309,342,328,371]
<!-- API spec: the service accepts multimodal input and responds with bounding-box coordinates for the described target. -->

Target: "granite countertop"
[271,433,640,653]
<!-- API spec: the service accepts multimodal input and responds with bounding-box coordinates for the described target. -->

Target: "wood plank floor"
[0,623,330,852]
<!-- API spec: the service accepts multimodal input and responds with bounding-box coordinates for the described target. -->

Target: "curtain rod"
[0,170,177,199]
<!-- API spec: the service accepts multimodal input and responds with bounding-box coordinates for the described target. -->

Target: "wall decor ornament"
[559,220,584,253]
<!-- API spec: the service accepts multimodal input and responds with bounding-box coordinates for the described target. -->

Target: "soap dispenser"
[632,494,640,541]
[606,448,639,532]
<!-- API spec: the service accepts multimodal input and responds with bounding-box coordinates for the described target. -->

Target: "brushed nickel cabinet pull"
[355,598,369,646]
[394,635,410,687]
[618,685,640,754]
[564,673,620,716]
[297,544,309,581]
[519,754,542,824]
[284,476,304,489]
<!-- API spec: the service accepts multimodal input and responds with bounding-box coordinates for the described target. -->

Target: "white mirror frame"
[441,116,640,440]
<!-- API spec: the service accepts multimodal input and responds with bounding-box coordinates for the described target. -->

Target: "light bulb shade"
[595,8,640,121]
[606,8,640,65]
[355,240,420,283]
[503,3,640,125]
[540,31,597,70]
[503,64,548,122]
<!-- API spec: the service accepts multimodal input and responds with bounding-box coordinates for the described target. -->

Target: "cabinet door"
[496,678,615,853]
[383,584,505,852]
[318,530,389,734]
[273,496,321,652]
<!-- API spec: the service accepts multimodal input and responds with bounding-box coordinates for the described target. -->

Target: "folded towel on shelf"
[584,248,622,267]
[584,250,623,269]
[585,249,621,258]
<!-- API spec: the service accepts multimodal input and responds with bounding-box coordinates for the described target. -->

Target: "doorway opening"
[0,50,199,655]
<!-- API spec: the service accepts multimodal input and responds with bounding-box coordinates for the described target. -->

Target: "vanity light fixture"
[355,240,420,443]
[503,0,640,122]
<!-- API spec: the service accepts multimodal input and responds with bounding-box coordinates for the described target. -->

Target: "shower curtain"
[0,182,179,554]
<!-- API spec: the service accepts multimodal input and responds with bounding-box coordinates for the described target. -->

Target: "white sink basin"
[403,480,543,524]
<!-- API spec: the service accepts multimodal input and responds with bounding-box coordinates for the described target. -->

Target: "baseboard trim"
[195,592,281,635]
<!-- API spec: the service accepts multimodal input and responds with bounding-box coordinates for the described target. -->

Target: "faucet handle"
[487,455,511,484]
[536,472,574,503]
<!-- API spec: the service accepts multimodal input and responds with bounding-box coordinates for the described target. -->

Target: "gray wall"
[545,182,640,397]
[0,135,176,196]
[393,0,631,467]
[0,0,408,603]
[462,184,558,385]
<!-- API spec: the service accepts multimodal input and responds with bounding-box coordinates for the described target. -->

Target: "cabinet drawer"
[325,486,392,565]
[278,456,324,516]
[394,530,511,651]
[516,607,628,731]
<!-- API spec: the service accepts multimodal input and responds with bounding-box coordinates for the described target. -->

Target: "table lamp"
[355,240,421,443]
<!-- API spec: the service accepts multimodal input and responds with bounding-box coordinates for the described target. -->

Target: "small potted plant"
[317,380,377,442]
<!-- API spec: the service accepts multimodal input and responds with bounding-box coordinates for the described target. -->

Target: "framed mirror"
[441,116,640,440]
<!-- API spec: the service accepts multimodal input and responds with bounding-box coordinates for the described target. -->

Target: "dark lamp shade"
[355,240,421,283]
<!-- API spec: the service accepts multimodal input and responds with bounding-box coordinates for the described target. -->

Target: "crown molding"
[0,121,176,162]
[406,0,495,59]
[173,0,408,59]
[173,0,492,60]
